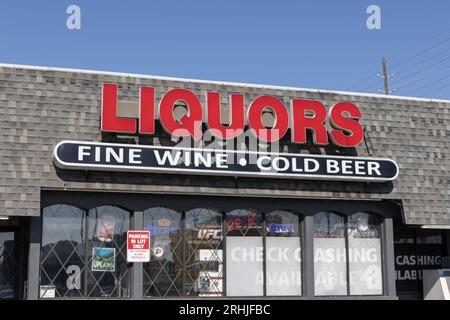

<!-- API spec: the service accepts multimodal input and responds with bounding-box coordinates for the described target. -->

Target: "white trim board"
[1,62,450,103]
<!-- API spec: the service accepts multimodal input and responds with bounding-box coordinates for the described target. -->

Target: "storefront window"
[185,208,223,297]
[40,201,388,299]
[87,206,130,298]
[416,229,443,244]
[40,205,85,298]
[40,204,131,299]
[226,208,264,296]
[348,212,383,295]
[0,231,18,299]
[313,212,347,296]
[265,210,302,296]
[143,207,183,297]
[394,223,444,298]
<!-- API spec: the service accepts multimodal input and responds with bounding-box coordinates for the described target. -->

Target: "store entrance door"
[0,227,20,299]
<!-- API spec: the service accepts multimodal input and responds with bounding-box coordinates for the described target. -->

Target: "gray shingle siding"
[0,65,449,225]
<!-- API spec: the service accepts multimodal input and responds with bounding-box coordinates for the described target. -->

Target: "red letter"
[290,99,328,145]
[159,89,203,139]
[101,83,136,133]
[206,92,245,139]
[247,96,289,142]
[329,102,364,147]
[139,87,155,135]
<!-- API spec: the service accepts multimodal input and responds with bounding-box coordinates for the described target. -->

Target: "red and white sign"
[127,231,151,262]
[101,83,364,147]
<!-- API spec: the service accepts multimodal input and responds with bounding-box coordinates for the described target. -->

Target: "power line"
[355,58,393,94]
[391,44,450,84]
[344,74,378,91]
[420,81,450,97]
[390,34,450,70]
[358,57,450,95]
[357,78,383,92]
[403,71,450,96]
[357,72,395,92]
[346,34,450,91]
[394,64,450,92]
[390,54,450,88]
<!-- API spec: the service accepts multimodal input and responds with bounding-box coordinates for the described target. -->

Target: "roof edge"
[1,62,449,103]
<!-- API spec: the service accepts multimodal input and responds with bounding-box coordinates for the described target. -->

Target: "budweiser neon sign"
[101,83,364,147]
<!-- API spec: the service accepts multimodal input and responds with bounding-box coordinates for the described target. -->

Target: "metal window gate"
[0,228,19,299]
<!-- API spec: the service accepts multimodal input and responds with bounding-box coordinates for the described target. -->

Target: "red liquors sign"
[52,82,400,182]
[101,83,364,147]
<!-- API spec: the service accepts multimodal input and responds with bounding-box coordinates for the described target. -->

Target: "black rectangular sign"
[53,140,399,182]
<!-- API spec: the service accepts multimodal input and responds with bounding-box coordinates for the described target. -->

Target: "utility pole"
[382,57,389,95]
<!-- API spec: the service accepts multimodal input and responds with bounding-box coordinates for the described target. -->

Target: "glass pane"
[87,206,130,298]
[394,222,415,244]
[226,237,263,296]
[416,229,443,244]
[40,205,85,298]
[143,207,183,297]
[348,212,383,295]
[416,243,443,278]
[265,210,301,296]
[313,212,347,296]
[266,210,300,237]
[226,208,263,237]
[0,231,17,299]
[185,208,223,297]
[226,209,263,296]
[394,241,420,294]
[313,212,345,238]
[348,212,381,239]
[394,225,444,296]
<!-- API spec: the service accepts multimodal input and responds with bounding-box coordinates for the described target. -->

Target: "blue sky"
[1,1,450,99]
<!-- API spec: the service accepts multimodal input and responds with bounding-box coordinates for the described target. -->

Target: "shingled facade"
[0,64,448,224]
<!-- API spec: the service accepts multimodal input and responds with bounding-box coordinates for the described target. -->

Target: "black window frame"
[0,226,20,300]
[141,207,305,298]
[312,211,385,297]
[40,191,398,300]
[39,204,133,299]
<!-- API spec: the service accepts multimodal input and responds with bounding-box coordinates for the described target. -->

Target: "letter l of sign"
[139,86,155,134]
[101,83,136,133]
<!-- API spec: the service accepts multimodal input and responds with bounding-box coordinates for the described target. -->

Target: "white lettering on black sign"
[53,140,399,182]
